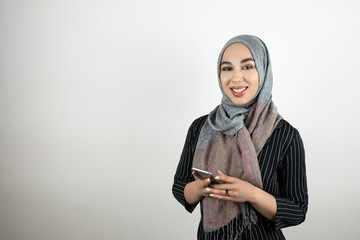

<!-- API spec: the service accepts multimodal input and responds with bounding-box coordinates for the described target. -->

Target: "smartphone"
[192,167,215,179]
[192,167,223,183]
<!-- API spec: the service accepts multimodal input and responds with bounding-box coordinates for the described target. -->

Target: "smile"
[231,87,248,97]
[232,87,247,93]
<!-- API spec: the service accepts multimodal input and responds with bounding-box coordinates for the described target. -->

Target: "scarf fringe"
[200,204,258,240]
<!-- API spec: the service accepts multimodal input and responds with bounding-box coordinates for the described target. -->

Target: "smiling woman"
[220,43,259,106]
[172,35,308,240]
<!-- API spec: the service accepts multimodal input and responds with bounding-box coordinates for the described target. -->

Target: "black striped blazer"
[172,115,308,239]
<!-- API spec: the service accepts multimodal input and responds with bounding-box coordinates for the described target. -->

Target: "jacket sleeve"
[274,129,308,230]
[172,115,207,213]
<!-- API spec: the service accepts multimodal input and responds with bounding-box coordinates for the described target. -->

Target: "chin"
[230,98,250,106]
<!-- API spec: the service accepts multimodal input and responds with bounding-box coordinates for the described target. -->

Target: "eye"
[221,67,232,71]
[242,65,254,70]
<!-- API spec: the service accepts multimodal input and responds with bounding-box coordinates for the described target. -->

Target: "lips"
[232,87,246,93]
[231,86,248,97]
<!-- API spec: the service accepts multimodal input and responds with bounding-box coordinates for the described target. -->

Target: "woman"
[172,35,308,239]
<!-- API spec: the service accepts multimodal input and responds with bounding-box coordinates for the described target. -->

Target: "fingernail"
[215,176,220,180]
[209,194,213,197]
[207,178,211,182]
[206,187,211,192]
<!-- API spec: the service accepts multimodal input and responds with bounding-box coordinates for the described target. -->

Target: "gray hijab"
[208,34,277,136]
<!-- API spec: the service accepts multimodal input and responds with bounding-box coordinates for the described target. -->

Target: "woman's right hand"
[184,171,212,205]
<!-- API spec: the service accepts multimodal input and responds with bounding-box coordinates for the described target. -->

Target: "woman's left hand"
[208,170,258,203]
[209,170,277,221]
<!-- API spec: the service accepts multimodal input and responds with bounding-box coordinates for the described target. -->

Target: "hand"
[208,170,258,203]
[192,171,213,198]
[207,170,277,221]
[184,171,212,205]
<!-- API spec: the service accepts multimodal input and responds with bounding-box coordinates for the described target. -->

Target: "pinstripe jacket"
[172,115,308,239]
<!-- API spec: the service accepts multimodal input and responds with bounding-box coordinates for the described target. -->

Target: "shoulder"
[191,114,208,127]
[271,119,303,153]
[188,114,208,132]
[274,119,301,137]
[184,114,208,142]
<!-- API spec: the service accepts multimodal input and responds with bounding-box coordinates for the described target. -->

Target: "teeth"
[232,87,246,93]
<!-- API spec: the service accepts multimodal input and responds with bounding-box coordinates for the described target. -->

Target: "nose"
[231,69,243,83]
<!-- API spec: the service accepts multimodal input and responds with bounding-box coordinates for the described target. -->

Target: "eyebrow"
[240,58,255,63]
[220,58,255,66]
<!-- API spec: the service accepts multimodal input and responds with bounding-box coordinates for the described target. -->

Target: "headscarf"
[192,35,282,235]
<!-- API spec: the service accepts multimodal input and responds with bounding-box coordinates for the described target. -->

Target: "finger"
[214,170,237,183]
[209,193,236,202]
[205,187,227,196]
[210,183,234,191]
[202,185,219,196]
[202,187,211,196]
[201,177,212,187]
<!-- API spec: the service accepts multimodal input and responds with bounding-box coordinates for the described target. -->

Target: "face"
[220,43,259,106]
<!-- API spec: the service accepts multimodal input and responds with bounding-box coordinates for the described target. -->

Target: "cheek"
[220,72,232,85]
[251,81,259,96]
[220,74,229,87]
[247,72,259,89]
[255,75,260,90]
[253,78,259,90]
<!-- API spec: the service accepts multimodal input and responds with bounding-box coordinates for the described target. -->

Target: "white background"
[1,0,359,239]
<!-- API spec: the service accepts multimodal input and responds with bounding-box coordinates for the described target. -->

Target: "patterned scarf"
[192,35,282,233]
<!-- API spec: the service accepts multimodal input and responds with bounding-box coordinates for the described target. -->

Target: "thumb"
[201,177,211,187]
